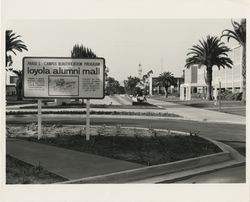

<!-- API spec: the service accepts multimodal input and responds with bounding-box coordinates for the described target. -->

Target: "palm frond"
[5,30,28,68]
[185,35,232,71]
[221,19,246,46]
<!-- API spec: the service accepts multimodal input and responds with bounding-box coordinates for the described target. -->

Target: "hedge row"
[6,110,181,117]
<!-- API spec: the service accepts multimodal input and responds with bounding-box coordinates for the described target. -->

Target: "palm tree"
[12,70,23,100]
[6,30,28,69]
[157,72,176,97]
[185,35,233,100]
[221,19,246,103]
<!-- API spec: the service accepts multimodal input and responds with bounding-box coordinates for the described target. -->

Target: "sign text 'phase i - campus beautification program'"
[23,57,105,99]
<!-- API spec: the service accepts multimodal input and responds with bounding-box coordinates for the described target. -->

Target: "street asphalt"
[171,165,246,183]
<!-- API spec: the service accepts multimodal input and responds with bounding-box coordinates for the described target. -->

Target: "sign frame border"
[22,56,106,99]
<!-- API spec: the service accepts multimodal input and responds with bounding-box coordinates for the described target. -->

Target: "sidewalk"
[147,98,246,125]
[6,139,144,180]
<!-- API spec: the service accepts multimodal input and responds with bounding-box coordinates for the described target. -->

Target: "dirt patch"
[6,155,66,184]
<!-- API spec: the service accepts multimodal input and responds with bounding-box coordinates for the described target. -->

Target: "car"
[132,95,147,103]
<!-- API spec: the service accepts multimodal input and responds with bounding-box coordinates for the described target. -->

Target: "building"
[149,76,184,96]
[180,45,242,100]
[6,70,19,96]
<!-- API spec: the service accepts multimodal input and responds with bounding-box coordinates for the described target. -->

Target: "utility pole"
[219,81,221,111]
[138,63,142,79]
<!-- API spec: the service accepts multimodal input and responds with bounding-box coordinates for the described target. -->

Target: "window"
[10,76,18,84]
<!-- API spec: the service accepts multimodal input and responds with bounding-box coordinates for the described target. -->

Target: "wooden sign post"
[86,99,90,141]
[37,99,42,139]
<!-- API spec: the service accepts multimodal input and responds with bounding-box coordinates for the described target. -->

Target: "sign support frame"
[86,99,90,141]
[38,99,42,139]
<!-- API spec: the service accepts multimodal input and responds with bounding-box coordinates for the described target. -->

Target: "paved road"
[147,98,245,124]
[171,165,246,183]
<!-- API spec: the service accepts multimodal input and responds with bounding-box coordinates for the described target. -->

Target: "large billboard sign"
[23,57,105,99]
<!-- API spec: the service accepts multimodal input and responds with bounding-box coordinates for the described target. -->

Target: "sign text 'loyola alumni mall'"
[23,57,105,99]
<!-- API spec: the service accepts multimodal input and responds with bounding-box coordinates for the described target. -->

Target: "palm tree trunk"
[241,45,246,103]
[164,86,168,98]
[16,78,23,101]
[206,67,213,100]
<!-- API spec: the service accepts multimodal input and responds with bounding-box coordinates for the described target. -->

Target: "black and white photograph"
[1,0,249,202]
[4,18,246,184]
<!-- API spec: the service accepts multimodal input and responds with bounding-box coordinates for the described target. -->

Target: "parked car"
[132,95,147,103]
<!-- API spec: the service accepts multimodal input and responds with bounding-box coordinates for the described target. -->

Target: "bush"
[220,90,242,101]
[191,93,203,99]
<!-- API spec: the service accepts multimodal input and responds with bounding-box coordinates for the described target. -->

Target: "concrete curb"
[59,135,243,184]
[138,137,245,183]
[60,152,231,184]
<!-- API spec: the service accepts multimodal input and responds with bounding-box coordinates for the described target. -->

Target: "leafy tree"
[140,70,153,95]
[71,44,97,58]
[71,44,109,79]
[157,72,176,97]
[105,77,121,95]
[124,76,141,95]
[71,44,98,102]
[6,30,28,69]
[221,19,246,103]
[185,35,233,100]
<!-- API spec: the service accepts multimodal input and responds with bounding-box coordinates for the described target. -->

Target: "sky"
[6,19,238,82]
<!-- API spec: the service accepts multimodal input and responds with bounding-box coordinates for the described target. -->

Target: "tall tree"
[6,30,28,100]
[71,44,98,102]
[105,77,121,95]
[124,76,141,95]
[71,44,97,58]
[185,35,233,100]
[157,72,176,97]
[221,19,246,103]
[140,70,153,95]
[6,30,28,69]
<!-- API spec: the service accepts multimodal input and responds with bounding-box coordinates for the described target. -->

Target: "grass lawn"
[19,134,222,166]
[6,155,66,184]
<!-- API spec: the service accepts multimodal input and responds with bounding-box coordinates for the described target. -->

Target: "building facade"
[6,71,19,96]
[180,45,242,100]
[149,76,184,95]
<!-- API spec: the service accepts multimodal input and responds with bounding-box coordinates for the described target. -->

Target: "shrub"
[191,93,202,99]
[220,91,242,100]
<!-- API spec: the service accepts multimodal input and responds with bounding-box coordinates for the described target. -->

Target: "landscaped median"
[6,124,240,184]
[6,109,181,118]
